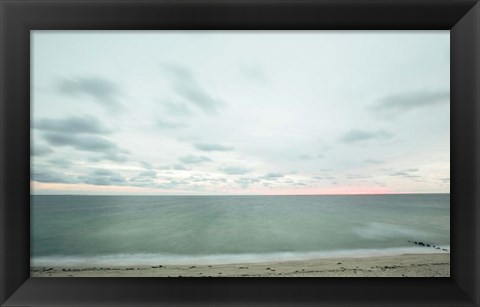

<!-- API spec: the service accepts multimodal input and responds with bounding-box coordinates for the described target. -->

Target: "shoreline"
[31,253,450,277]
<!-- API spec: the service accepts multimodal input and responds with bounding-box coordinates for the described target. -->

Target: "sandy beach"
[31,253,449,277]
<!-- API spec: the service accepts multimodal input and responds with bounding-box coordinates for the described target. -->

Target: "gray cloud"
[43,132,129,163]
[297,154,324,160]
[188,176,208,183]
[139,161,154,169]
[80,169,127,186]
[47,158,71,168]
[389,169,420,179]
[138,170,157,178]
[129,170,158,187]
[194,143,233,152]
[220,166,250,175]
[102,153,129,163]
[374,181,387,187]
[154,182,178,189]
[37,115,130,163]
[371,90,449,113]
[162,64,223,114]
[138,161,155,169]
[172,164,189,170]
[261,172,284,180]
[189,176,228,184]
[44,133,121,152]
[31,144,53,157]
[347,174,371,180]
[390,171,409,177]
[57,76,122,110]
[178,155,212,164]
[31,168,80,184]
[35,115,111,134]
[129,179,155,187]
[235,177,260,188]
[340,129,393,143]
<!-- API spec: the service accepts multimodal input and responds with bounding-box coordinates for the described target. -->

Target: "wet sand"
[31,253,449,277]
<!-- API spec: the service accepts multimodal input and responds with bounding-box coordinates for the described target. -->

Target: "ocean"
[31,194,450,267]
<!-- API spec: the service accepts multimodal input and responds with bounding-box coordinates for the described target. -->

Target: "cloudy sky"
[31,31,450,195]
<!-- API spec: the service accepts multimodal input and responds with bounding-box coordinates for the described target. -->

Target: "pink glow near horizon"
[32,181,396,195]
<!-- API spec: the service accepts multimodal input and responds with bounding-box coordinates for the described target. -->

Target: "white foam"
[31,246,450,267]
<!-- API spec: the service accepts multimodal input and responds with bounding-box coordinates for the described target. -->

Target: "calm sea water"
[31,194,450,266]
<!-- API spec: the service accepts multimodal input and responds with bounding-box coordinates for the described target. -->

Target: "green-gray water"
[31,194,449,266]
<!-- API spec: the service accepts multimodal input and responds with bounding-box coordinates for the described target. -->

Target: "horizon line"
[31,192,450,197]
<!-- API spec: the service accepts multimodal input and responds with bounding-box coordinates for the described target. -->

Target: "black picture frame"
[1,0,479,306]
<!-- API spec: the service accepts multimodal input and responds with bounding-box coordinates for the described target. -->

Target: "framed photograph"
[1,0,479,306]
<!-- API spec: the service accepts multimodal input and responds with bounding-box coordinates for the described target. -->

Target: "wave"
[31,246,450,267]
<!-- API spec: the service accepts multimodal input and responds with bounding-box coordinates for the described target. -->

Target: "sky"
[31,31,450,195]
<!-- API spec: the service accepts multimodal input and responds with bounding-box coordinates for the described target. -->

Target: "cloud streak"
[34,115,111,134]
[340,129,393,143]
[235,177,261,188]
[128,170,158,187]
[194,143,233,152]
[31,144,53,157]
[44,133,120,152]
[389,169,421,179]
[57,76,122,110]
[43,132,129,162]
[32,168,80,184]
[80,169,128,186]
[162,64,223,114]
[261,172,284,180]
[370,90,449,113]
